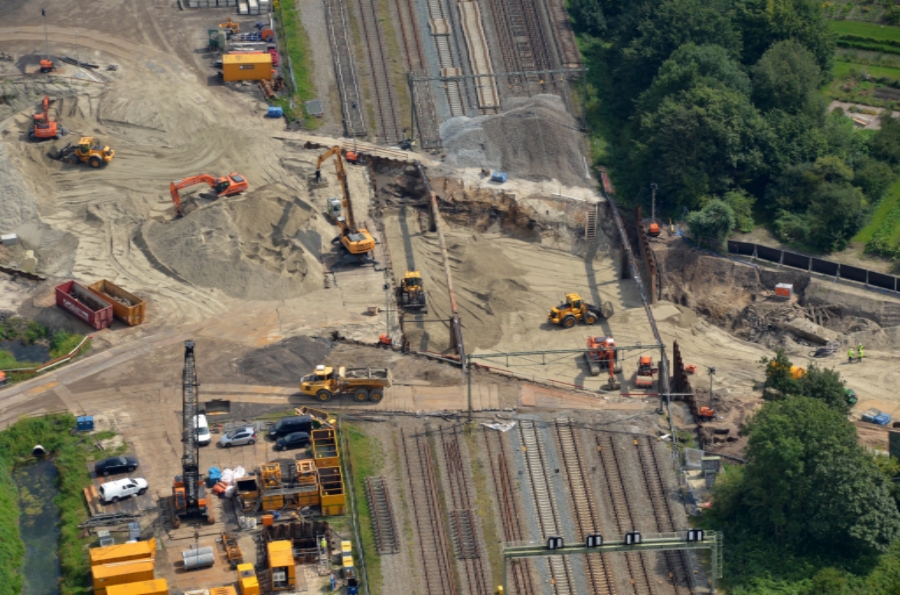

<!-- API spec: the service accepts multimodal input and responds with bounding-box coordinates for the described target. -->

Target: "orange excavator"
[170,173,248,217]
[316,146,376,265]
[30,95,66,141]
[585,335,621,390]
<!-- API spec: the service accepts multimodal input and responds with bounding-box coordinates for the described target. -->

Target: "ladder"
[585,204,598,241]
[316,532,330,576]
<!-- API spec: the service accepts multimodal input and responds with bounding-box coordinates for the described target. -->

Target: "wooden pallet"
[83,484,103,517]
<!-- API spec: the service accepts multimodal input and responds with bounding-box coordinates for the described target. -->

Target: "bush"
[686,199,736,249]
[774,210,811,244]
[723,189,756,232]
[49,332,83,359]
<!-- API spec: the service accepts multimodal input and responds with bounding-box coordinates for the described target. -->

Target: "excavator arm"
[316,146,354,230]
[170,173,247,217]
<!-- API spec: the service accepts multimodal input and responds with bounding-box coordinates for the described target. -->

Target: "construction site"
[2,1,900,595]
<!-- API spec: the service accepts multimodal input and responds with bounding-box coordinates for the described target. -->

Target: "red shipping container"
[55,281,114,330]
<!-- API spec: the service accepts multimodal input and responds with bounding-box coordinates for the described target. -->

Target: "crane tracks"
[401,429,458,595]
[635,438,696,595]
[483,428,536,595]
[519,420,575,595]
[357,0,403,143]
[439,427,491,595]
[555,420,616,595]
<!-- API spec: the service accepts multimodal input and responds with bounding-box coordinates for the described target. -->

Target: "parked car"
[194,414,211,446]
[99,477,148,504]
[862,408,891,425]
[219,426,257,448]
[95,456,138,477]
[268,415,312,439]
[274,431,311,452]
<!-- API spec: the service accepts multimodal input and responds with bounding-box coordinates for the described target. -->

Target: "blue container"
[266,106,284,118]
[490,171,508,183]
[76,416,94,432]
[207,466,221,487]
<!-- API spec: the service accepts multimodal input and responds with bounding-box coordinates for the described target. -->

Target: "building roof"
[223,53,273,66]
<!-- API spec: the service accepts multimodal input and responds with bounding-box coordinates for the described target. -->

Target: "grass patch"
[344,423,383,594]
[275,0,320,128]
[854,177,900,243]
[0,414,100,595]
[832,20,900,43]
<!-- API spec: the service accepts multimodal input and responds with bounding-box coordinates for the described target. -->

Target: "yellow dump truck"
[299,365,391,403]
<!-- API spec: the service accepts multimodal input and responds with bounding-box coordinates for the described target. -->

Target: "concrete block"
[780,317,833,345]
[0,233,18,246]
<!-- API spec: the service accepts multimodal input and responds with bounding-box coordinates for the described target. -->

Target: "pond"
[0,340,51,364]
[14,459,61,595]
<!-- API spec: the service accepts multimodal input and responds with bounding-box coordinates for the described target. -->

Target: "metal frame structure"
[502,532,724,594]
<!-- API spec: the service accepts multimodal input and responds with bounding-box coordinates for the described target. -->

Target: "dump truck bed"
[342,367,391,387]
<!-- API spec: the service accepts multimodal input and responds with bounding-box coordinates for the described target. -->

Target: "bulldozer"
[29,95,66,141]
[397,270,426,310]
[52,137,114,167]
[548,293,613,328]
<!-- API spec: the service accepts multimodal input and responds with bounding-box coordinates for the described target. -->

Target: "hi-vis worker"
[857,343,865,360]
[848,348,855,363]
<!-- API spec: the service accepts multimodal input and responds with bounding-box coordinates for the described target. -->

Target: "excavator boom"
[316,147,376,258]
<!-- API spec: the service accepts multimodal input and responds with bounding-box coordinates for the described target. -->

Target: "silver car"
[218,426,257,448]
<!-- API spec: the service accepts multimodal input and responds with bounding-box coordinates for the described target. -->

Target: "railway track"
[440,428,491,595]
[519,420,575,595]
[555,420,616,595]
[595,434,655,595]
[356,0,403,143]
[392,0,441,147]
[401,429,458,595]
[636,437,696,595]
[482,428,536,595]
[364,476,400,554]
[324,0,367,137]
[423,0,465,115]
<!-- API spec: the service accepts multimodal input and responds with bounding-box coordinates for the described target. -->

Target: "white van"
[194,414,211,446]
[99,477,148,503]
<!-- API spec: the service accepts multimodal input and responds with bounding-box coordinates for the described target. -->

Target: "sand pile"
[440,94,586,185]
[143,184,324,301]
[237,336,334,384]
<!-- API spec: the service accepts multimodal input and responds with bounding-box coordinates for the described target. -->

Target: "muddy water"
[0,340,50,363]
[14,459,61,595]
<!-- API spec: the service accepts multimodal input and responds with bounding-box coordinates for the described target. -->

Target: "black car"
[275,431,311,452]
[95,456,138,477]
[268,415,313,439]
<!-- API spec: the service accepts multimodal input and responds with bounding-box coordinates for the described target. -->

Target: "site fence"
[727,240,900,294]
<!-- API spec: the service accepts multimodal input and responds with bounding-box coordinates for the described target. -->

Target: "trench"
[14,458,62,595]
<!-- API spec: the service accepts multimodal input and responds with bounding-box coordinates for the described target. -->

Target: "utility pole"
[650,183,658,224]
[76,30,80,72]
[708,366,716,408]
[42,9,50,60]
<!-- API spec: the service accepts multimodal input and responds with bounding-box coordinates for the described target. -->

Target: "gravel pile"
[440,94,586,185]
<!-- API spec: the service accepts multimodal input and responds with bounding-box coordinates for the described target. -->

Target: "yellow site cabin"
[90,538,157,566]
[222,53,273,82]
[105,579,168,595]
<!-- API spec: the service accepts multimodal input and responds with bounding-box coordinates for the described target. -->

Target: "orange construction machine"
[635,356,658,388]
[648,222,661,237]
[316,146,376,265]
[698,406,715,421]
[585,336,621,390]
[30,95,66,141]
[170,173,248,217]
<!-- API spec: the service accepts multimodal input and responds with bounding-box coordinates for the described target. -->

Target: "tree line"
[576,0,900,253]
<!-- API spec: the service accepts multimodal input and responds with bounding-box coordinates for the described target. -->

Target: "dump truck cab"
[299,364,391,403]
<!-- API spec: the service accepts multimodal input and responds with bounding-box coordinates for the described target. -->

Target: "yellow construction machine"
[316,146,376,265]
[548,293,613,328]
[299,364,392,403]
[219,17,240,33]
[52,136,114,167]
[397,270,426,310]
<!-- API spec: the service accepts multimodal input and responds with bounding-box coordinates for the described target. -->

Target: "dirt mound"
[142,184,324,301]
[237,336,334,385]
[440,94,587,186]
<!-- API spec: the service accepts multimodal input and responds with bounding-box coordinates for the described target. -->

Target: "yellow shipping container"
[209,587,237,595]
[237,563,260,595]
[267,540,296,591]
[105,579,168,595]
[93,559,155,595]
[90,538,157,566]
[222,53,273,82]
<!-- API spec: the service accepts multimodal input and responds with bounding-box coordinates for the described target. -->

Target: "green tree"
[686,199,736,248]
[570,0,607,36]
[802,364,851,415]
[853,157,895,201]
[635,85,769,205]
[760,348,801,401]
[807,183,865,252]
[722,189,756,232]
[739,397,900,553]
[736,0,836,72]
[616,0,742,99]
[752,40,822,115]
[773,210,810,244]
[870,114,900,167]
[637,43,751,114]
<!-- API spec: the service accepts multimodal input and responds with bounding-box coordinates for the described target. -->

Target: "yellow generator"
[237,563,260,595]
